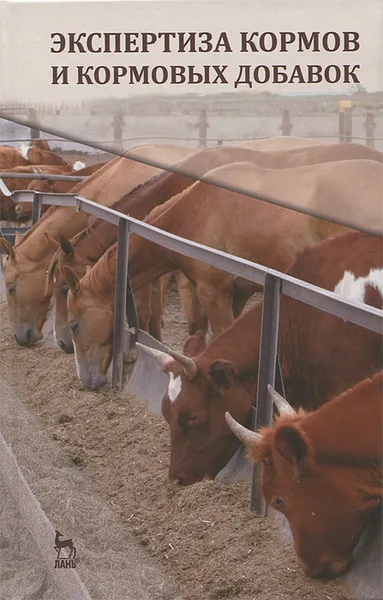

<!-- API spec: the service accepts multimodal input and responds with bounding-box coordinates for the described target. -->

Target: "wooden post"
[197,109,208,147]
[112,109,124,153]
[365,112,376,148]
[280,109,292,136]
[344,107,353,143]
[28,108,40,139]
[339,100,353,144]
[338,111,345,143]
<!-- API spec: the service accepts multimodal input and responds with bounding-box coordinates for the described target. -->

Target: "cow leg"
[135,285,152,333]
[176,271,209,335]
[148,280,163,342]
[233,292,252,319]
[158,272,174,328]
[196,281,234,338]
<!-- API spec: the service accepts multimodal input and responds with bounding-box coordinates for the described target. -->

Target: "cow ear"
[274,424,309,478]
[0,238,15,260]
[59,235,74,259]
[62,266,80,296]
[209,360,237,395]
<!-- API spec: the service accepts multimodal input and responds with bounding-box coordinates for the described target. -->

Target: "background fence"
[1,93,383,152]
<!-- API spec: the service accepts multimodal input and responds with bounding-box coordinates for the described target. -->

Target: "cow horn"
[225,412,263,447]
[267,385,295,416]
[167,348,197,379]
[0,178,12,197]
[135,342,198,378]
[135,342,174,369]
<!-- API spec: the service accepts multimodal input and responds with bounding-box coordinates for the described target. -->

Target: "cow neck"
[77,169,194,263]
[301,372,383,468]
[128,232,176,292]
[199,300,263,374]
[14,207,89,263]
[81,243,117,304]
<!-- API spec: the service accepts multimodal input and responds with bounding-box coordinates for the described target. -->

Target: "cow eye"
[61,284,69,295]
[70,321,80,334]
[186,414,200,427]
[272,496,285,511]
[7,284,16,294]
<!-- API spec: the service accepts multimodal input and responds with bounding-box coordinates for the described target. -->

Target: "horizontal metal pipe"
[0,172,85,182]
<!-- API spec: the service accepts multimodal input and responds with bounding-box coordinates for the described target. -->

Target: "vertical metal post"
[251,273,281,515]
[112,218,130,389]
[31,193,42,224]
[125,276,140,334]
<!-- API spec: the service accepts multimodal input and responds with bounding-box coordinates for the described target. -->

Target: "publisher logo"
[54,530,77,569]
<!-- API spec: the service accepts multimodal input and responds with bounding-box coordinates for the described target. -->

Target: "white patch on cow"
[72,161,85,171]
[73,340,81,379]
[0,178,12,197]
[333,268,383,304]
[168,371,182,403]
[53,311,58,344]
[19,144,30,161]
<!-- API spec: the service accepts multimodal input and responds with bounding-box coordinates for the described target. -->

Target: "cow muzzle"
[15,325,42,347]
[299,555,351,578]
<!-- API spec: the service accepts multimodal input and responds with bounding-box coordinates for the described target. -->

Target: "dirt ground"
[0,281,352,600]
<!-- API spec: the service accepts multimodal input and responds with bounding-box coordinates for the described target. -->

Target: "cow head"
[226,387,381,578]
[0,237,51,346]
[46,235,95,354]
[65,266,113,389]
[136,342,255,485]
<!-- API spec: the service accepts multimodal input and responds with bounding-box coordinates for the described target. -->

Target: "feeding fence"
[4,183,381,515]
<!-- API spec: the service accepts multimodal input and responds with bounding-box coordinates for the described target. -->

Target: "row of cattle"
[0,139,107,221]
[0,136,382,582]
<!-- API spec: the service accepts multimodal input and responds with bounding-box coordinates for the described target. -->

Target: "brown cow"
[0,165,70,221]
[14,162,109,222]
[135,231,382,486]
[0,143,74,171]
[225,371,383,578]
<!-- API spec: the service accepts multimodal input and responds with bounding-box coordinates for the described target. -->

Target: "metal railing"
[9,189,382,515]
[0,172,85,183]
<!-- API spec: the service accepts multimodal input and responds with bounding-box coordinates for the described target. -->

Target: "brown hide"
[0,146,30,170]
[236,136,327,150]
[156,231,382,485]
[0,165,68,221]
[30,139,51,152]
[240,371,383,578]
[14,162,109,221]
